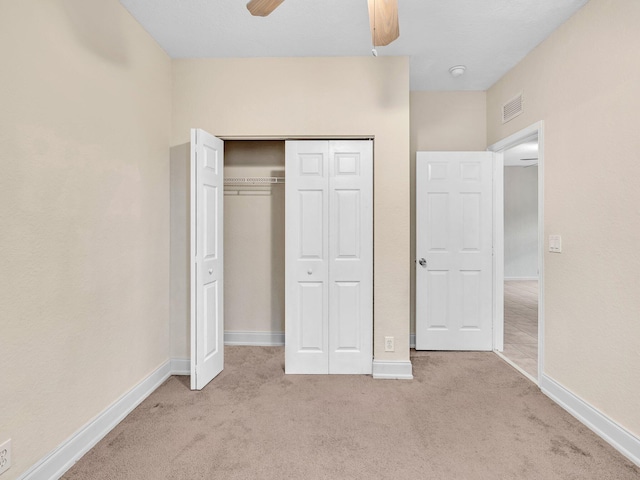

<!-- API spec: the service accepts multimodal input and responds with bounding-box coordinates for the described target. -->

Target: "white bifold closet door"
[285,140,373,374]
[190,129,224,390]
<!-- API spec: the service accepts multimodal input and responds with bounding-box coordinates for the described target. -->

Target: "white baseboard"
[505,276,539,281]
[224,331,285,346]
[170,357,190,375]
[372,360,413,380]
[19,360,172,480]
[540,374,640,467]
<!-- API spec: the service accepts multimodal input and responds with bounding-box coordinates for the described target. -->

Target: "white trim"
[372,360,413,380]
[224,331,285,346]
[540,374,640,467]
[492,151,505,352]
[537,124,545,379]
[19,361,172,480]
[504,276,539,281]
[189,129,197,390]
[488,123,540,152]
[171,357,191,375]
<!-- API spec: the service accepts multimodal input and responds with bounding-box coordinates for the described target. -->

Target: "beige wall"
[0,1,171,478]
[172,57,411,361]
[224,141,286,334]
[487,0,640,437]
[409,91,487,333]
[169,144,191,358]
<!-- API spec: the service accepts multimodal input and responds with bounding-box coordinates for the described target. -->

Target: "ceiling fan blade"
[368,0,399,47]
[246,0,285,17]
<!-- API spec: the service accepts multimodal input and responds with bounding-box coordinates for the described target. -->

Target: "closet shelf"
[224,176,285,185]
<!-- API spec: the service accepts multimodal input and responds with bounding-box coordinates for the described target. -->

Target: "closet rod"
[224,176,285,185]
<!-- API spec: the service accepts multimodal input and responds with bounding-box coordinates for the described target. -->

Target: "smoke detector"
[449,65,466,77]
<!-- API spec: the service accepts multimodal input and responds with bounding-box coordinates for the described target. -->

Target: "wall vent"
[502,93,523,123]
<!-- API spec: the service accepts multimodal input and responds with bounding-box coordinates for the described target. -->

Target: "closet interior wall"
[224,140,286,336]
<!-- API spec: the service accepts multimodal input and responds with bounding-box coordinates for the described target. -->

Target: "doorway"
[489,122,544,384]
[502,136,539,378]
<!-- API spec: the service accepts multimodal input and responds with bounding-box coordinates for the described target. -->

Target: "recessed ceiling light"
[449,65,466,78]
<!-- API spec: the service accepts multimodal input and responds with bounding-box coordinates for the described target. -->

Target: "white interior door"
[415,151,494,350]
[190,128,224,390]
[285,140,373,374]
[328,141,373,374]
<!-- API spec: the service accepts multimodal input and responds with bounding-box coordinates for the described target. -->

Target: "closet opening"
[223,140,286,346]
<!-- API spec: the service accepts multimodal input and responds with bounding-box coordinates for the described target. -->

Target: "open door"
[415,151,494,351]
[190,128,224,390]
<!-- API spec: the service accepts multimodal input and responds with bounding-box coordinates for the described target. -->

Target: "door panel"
[204,281,220,357]
[460,270,481,328]
[416,151,493,351]
[190,129,224,390]
[334,281,361,350]
[335,190,360,257]
[426,270,449,329]
[298,282,325,351]
[299,190,324,258]
[427,193,449,250]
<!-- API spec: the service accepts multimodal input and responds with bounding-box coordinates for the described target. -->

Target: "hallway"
[503,280,538,378]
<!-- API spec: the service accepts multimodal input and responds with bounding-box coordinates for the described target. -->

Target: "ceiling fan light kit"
[246,0,400,48]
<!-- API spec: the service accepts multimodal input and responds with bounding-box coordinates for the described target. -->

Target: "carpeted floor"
[63,347,639,479]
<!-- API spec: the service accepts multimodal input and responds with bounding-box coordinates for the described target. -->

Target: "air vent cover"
[502,93,523,123]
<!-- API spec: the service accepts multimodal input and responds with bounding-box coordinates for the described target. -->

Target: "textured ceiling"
[119,0,589,91]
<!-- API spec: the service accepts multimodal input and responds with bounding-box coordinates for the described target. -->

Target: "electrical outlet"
[384,336,395,352]
[0,439,11,475]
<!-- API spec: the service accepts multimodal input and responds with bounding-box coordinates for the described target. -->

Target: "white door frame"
[488,121,545,382]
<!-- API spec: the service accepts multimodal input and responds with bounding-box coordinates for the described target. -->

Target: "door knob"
[208,268,213,275]
[418,258,427,268]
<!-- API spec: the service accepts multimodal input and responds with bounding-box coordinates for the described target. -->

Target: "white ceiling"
[119,0,589,91]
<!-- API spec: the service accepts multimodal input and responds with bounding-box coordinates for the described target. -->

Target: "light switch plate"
[549,235,562,253]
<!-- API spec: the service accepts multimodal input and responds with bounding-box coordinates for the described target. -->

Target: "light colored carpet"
[63,347,639,479]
